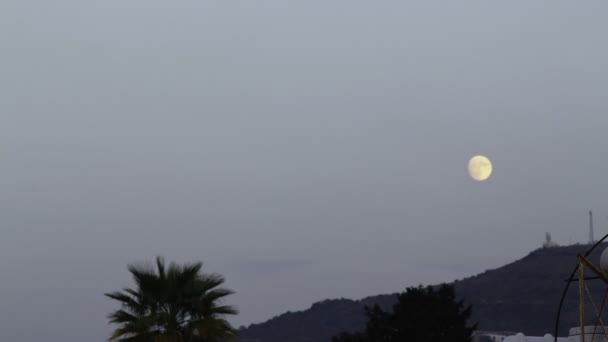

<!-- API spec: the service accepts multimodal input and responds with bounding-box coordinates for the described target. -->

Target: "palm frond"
[209,305,238,316]
[107,310,139,324]
[107,257,237,342]
[156,256,166,280]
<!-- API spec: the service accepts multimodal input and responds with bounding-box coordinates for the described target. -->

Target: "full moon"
[468,155,493,181]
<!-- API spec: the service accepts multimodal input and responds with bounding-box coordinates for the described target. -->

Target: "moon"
[468,155,493,181]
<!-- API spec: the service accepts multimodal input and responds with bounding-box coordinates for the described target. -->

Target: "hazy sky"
[2,1,608,341]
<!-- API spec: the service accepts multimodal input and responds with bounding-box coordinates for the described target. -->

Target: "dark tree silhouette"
[333,284,476,342]
[105,257,237,342]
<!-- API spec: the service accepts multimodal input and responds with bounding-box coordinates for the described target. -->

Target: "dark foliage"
[106,257,238,342]
[332,284,476,342]
[239,243,608,342]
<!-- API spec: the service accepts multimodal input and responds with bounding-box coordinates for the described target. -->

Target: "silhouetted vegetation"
[239,243,608,342]
[106,257,237,342]
[331,284,476,342]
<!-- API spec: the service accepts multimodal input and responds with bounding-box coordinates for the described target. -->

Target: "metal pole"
[555,234,608,342]
[580,262,585,342]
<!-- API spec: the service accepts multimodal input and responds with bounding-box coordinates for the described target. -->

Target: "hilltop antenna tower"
[589,210,595,244]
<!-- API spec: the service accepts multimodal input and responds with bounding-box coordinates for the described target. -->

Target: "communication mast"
[543,232,558,248]
[589,210,595,244]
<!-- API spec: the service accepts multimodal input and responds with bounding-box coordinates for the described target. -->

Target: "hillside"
[238,243,608,342]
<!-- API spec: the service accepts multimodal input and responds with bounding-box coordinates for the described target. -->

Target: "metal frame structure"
[555,234,608,342]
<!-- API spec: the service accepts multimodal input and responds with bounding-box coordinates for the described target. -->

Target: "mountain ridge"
[238,243,608,342]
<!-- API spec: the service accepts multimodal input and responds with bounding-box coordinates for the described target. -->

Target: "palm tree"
[105,257,238,342]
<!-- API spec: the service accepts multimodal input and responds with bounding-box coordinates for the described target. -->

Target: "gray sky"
[2,1,608,341]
